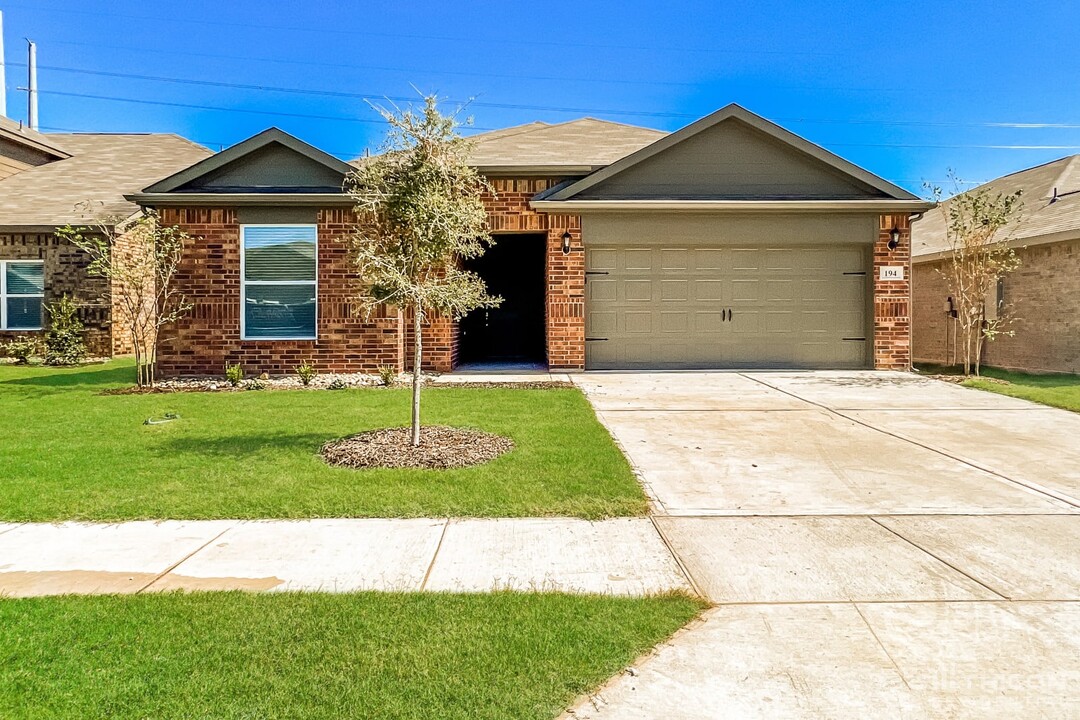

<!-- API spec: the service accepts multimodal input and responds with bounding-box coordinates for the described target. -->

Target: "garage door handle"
[585,337,608,342]
[585,271,609,276]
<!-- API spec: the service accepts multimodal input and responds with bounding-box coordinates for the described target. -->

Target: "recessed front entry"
[460,233,547,364]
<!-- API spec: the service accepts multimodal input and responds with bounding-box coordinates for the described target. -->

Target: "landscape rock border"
[321,425,515,470]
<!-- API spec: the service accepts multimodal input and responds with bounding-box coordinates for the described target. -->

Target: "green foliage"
[0,359,646,522]
[244,379,266,391]
[224,362,244,388]
[925,173,1025,376]
[57,206,193,387]
[3,336,42,364]
[327,377,348,391]
[0,591,702,719]
[43,296,87,366]
[346,95,501,446]
[346,96,499,321]
[295,360,318,386]
[377,364,398,387]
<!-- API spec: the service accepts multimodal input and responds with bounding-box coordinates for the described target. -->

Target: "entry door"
[585,245,869,369]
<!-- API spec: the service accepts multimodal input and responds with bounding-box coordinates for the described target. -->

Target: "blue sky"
[1,0,1078,195]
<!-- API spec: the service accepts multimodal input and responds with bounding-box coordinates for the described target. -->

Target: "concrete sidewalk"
[0,517,691,597]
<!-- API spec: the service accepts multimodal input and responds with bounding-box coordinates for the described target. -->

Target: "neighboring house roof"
[534,104,931,212]
[913,154,1080,262]
[0,115,72,160]
[131,127,354,206]
[0,133,212,230]
[463,118,668,174]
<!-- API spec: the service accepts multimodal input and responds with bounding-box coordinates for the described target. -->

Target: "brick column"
[545,219,585,369]
[874,213,912,370]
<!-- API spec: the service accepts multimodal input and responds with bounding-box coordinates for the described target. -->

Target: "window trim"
[1,259,45,331]
[239,224,319,341]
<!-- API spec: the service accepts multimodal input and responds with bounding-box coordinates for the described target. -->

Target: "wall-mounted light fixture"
[887,227,901,251]
[561,231,572,255]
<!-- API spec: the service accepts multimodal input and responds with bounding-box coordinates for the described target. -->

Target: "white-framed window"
[1,260,45,330]
[240,224,318,340]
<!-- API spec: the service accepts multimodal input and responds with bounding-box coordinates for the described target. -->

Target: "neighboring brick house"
[912,155,1080,374]
[0,116,211,356]
[130,104,931,376]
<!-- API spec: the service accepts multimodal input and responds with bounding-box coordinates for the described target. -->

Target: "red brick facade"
[0,231,124,357]
[152,201,911,377]
[156,207,401,377]
[873,213,912,371]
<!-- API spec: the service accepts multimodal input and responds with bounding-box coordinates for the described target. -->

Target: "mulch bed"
[320,425,515,470]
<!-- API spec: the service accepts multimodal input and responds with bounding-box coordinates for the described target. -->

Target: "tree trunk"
[411,308,422,447]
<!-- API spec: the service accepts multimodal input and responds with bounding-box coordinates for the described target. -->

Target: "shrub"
[378,365,398,387]
[43,295,87,366]
[224,362,244,388]
[245,379,266,391]
[3,335,42,364]
[296,360,317,387]
[327,377,348,391]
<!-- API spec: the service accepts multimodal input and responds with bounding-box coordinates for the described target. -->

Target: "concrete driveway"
[568,371,1080,719]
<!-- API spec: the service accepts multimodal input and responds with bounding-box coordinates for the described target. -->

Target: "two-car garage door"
[584,241,871,370]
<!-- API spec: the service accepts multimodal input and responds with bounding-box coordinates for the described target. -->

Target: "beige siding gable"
[576,118,888,201]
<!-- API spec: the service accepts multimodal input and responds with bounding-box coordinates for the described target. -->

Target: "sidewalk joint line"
[420,518,451,591]
[739,373,1079,510]
[868,516,1011,601]
[135,524,236,594]
[852,601,914,691]
[648,515,705,599]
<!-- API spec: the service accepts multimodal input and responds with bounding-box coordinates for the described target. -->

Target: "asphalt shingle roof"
[0,133,212,228]
[464,118,667,171]
[913,155,1080,259]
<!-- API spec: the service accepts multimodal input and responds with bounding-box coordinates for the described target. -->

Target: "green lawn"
[0,590,703,720]
[917,363,1080,413]
[0,360,645,521]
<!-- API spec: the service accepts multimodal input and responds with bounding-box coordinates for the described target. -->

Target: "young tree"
[57,205,193,387]
[927,174,1024,376]
[345,96,499,446]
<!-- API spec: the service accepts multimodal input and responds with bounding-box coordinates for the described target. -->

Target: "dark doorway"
[459,233,546,364]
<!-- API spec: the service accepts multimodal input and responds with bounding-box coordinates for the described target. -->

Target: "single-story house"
[912,155,1080,374]
[0,116,212,355]
[129,104,932,376]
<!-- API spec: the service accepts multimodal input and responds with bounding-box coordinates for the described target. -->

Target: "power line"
[36,38,703,91]
[7,2,842,59]
[17,61,1080,131]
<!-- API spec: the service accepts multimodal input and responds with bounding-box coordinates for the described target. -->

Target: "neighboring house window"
[1,260,45,330]
[240,225,318,340]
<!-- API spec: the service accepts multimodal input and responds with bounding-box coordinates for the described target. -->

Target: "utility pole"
[27,38,38,130]
[0,11,7,118]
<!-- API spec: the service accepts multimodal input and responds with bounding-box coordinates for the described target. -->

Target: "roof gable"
[545,104,920,202]
[144,128,353,194]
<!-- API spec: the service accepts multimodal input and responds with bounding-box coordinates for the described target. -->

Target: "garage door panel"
[624,311,653,334]
[623,249,653,271]
[660,311,689,333]
[694,279,725,301]
[661,280,688,301]
[624,280,653,301]
[585,243,869,370]
[696,311,727,333]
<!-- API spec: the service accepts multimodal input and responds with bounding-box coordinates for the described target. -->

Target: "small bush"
[296,360,317,387]
[245,379,266,391]
[43,295,87,366]
[224,362,244,388]
[378,365,398,387]
[3,335,42,364]
[327,377,348,391]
